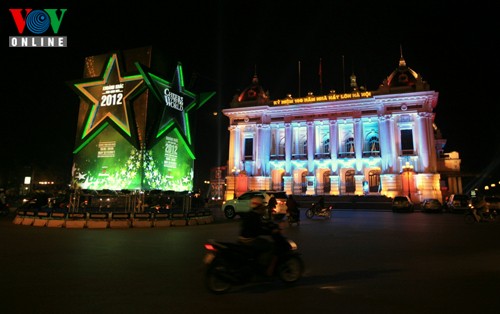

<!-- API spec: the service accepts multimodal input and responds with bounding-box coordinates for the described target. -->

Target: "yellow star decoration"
[72,53,144,148]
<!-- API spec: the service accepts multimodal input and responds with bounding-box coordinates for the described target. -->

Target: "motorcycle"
[464,208,497,224]
[305,203,333,219]
[203,230,305,294]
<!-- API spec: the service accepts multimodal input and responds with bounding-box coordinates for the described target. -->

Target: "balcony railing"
[362,151,380,158]
[314,153,331,159]
[338,152,355,159]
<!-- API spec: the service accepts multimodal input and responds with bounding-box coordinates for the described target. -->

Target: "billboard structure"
[68,47,215,192]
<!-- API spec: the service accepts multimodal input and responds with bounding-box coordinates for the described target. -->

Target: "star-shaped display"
[69,53,145,151]
[136,62,215,151]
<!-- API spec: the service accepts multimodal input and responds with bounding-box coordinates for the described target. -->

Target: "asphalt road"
[1,210,499,314]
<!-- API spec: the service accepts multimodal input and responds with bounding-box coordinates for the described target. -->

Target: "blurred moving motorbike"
[203,228,304,294]
[464,208,497,224]
[305,203,332,219]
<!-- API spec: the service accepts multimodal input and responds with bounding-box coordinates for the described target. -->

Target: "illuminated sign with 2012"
[164,88,184,111]
[101,84,124,106]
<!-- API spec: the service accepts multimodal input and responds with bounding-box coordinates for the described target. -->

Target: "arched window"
[292,126,307,159]
[279,137,285,157]
[364,135,380,157]
[271,127,285,159]
[323,137,330,154]
[344,137,355,158]
[315,124,330,158]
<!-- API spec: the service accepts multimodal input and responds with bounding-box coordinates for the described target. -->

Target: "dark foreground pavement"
[1,209,499,314]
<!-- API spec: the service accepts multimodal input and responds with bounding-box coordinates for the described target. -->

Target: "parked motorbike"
[305,203,332,219]
[203,230,305,294]
[464,209,497,224]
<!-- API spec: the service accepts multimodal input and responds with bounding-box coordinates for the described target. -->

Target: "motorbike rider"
[317,196,328,213]
[472,196,488,221]
[286,194,300,222]
[238,196,280,276]
[267,195,277,220]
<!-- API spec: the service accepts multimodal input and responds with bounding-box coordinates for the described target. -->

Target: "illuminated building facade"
[223,55,462,203]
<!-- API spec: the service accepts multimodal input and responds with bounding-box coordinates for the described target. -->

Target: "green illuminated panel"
[143,129,194,191]
[71,127,142,190]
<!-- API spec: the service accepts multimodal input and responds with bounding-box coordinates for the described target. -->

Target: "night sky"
[2,1,499,191]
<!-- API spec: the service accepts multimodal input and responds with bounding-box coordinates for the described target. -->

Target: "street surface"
[1,209,499,314]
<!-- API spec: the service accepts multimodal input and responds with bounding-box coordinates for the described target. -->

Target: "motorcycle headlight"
[287,239,298,250]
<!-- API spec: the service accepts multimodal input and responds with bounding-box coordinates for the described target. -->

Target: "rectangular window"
[401,129,414,155]
[244,138,253,160]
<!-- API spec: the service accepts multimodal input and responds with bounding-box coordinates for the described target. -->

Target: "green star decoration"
[136,62,215,151]
[70,53,145,152]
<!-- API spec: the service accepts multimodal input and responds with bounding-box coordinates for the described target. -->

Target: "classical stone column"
[307,121,315,174]
[387,115,397,173]
[354,118,363,173]
[259,124,271,176]
[417,112,433,172]
[329,120,338,174]
[228,125,237,172]
[255,124,263,175]
[285,122,292,175]
[378,115,390,172]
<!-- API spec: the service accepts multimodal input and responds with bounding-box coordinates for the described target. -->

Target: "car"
[221,190,288,219]
[17,193,52,212]
[445,194,470,213]
[391,195,414,212]
[421,198,443,213]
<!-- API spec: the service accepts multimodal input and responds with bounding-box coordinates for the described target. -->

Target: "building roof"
[230,49,430,108]
[376,51,430,94]
[230,74,271,108]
